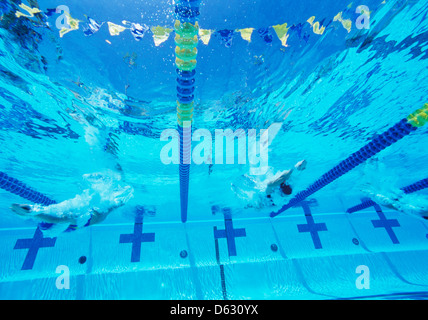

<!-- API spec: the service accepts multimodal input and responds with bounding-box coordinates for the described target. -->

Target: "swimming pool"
[1,0,428,300]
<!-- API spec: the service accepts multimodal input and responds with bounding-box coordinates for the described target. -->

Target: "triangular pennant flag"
[290,23,304,39]
[59,13,81,38]
[307,16,316,26]
[151,26,173,46]
[107,22,127,36]
[15,3,41,18]
[218,29,234,47]
[272,23,290,47]
[45,8,57,17]
[83,16,104,36]
[303,33,310,43]
[258,27,273,43]
[236,28,254,43]
[83,27,93,36]
[307,16,325,35]
[333,12,352,33]
[312,22,326,35]
[130,23,149,41]
[199,29,213,45]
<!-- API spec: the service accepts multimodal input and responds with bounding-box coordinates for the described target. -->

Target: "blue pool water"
[1,0,428,300]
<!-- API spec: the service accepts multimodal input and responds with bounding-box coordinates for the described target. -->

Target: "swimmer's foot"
[295,160,307,171]
[11,204,37,216]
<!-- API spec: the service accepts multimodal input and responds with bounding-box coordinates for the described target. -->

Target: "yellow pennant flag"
[107,22,127,36]
[15,3,41,18]
[272,23,290,47]
[59,13,81,38]
[333,12,352,33]
[307,16,326,35]
[151,26,173,46]
[199,29,213,45]
[236,28,254,43]
[307,16,316,25]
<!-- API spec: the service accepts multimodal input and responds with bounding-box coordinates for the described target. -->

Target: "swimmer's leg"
[11,203,80,236]
[11,203,76,224]
[294,160,307,171]
[11,204,37,217]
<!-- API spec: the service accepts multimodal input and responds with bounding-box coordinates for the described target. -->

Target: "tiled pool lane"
[1,205,428,299]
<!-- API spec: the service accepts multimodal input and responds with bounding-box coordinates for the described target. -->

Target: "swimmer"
[10,170,134,236]
[263,160,307,207]
[265,160,307,198]
[361,187,428,221]
[232,160,307,209]
[359,160,428,220]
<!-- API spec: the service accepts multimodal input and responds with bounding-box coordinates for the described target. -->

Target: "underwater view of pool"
[0,0,428,301]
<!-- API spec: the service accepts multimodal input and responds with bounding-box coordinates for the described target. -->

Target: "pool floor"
[1,203,428,300]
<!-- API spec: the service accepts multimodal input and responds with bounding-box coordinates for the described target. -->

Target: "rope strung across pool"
[175,0,200,223]
[271,103,428,218]
[401,178,428,194]
[12,1,379,47]
[0,171,56,206]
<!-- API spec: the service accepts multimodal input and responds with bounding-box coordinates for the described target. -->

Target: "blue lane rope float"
[178,124,191,219]
[401,178,428,194]
[347,199,377,214]
[0,171,56,206]
[175,0,200,223]
[271,103,428,218]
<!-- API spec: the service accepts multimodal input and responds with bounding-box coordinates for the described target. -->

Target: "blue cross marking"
[214,208,246,257]
[119,209,155,262]
[371,204,400,244]
[297,202,327,249]
[14,228,56,270]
